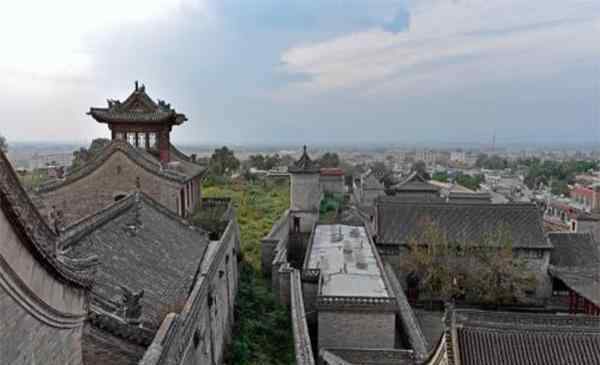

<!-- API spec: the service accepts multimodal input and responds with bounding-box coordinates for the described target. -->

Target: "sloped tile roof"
[548,232,599,268]
[451,309,600,365]
[37,140,205,193]
[376,201,549,248]
[62,193,208,326]
[0,150,96,288]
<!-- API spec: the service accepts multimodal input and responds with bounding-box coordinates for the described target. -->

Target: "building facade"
[36,84,205,224]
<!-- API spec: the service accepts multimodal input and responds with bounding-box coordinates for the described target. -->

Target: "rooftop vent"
[331,225,343,242]
[343,240,353,254]
[355,250,368,270]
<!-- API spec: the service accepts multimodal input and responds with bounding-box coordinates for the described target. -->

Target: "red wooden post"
[569,290,575,314]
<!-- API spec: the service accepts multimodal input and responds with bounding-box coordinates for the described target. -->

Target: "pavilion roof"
[289,145,320,174]
[88,82,187,125]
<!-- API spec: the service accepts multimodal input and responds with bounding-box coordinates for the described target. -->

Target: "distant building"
[319,167,345,195]
[415,149,438,166]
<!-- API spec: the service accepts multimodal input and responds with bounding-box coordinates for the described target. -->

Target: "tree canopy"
[209,146,240,176]
[247,153,282,171]
[401,221,536,305]
[317,152,341,168]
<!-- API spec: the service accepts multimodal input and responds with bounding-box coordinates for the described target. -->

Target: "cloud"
[0,0,598,146]
[278,0,600,99]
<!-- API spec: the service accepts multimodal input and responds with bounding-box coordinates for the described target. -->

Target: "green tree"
[209,146,240,176]
[318,152,340,168]
[432,171,449,182]
[455,173,484,191]
[72,138,110,169]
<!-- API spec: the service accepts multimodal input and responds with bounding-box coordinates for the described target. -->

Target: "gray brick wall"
[318,311,396,349]
[39,151,184,224]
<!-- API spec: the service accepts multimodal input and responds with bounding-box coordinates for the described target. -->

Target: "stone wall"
[290,269,315,365]
[318,311,396,350]
[261,210,290,276]
[0,205,87,365]
[139,218,240,365]
[291,174,320,212]
[38,151,193,225]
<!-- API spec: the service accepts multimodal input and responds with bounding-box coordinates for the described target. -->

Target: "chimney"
[135,80,139,91]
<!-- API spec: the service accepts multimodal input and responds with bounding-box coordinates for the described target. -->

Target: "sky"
[0,0,599,147]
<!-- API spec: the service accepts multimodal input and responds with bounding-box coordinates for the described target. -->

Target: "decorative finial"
[135,81,139,91]
[119,285,144,324]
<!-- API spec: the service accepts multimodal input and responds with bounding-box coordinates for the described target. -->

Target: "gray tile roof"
[376,201,550,248]
[451,309,600,365]
[62,193,208,326]
[548,233,600,307]
[37,140,205,193]
[548,232,599,268]
[0,150,96,288]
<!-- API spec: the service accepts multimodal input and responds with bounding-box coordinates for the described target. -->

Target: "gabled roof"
[548,232,599,268]
[88,83,187,125]
[448,309,600,365]
[390,171,439,193]
[37,140,205,193]
[0,150,96,288]
[376,201,550,248]
[289,145,320,174]
[548,232,600,307]
[62,192,209,326]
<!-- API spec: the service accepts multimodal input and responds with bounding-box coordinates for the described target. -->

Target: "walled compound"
[1,84,241,365]
[262,146,600,364]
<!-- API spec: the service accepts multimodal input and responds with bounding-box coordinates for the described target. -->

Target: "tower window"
[138,133,147,148]
[127,132,136,145]
[149,133,157,148]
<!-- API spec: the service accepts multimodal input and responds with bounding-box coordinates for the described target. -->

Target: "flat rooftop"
[308,224,390,298]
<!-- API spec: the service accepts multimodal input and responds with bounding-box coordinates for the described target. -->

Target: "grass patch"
[200,180,294,365]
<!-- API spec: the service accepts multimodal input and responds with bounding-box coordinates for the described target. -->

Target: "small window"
[116,165,122,175]
[149,133,157,148]
[127,132,136,145]
[138,133,147,148]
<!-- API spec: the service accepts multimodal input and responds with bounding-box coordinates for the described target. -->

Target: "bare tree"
[401,219,536,305]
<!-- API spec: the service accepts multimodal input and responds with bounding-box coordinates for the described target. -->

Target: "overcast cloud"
[0,0,598,146]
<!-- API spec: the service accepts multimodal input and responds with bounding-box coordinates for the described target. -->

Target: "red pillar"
[159,127,170,163]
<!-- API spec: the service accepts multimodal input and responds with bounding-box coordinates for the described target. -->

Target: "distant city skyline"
[1,0,599,145]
